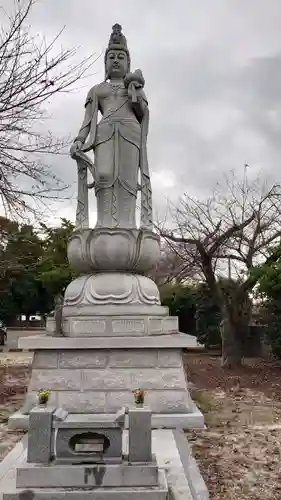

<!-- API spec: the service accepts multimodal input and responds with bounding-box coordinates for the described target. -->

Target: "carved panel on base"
[61,315,179,337]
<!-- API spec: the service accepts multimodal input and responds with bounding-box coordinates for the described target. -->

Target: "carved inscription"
[84,466,106,486]
[112,319,145,333]
[73,320,106,334]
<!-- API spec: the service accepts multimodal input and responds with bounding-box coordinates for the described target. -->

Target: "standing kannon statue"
[70,23,152,231]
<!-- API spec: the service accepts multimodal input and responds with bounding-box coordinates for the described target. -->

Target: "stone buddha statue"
[70,23,152,231]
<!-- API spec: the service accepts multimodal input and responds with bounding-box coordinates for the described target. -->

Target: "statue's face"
[106,49,128,78]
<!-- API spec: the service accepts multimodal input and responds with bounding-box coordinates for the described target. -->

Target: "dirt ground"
[0,354,31,460]
[1,353,281,499]
[184,353,281,500]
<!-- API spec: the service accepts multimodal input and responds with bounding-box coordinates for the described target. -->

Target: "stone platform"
[9,334,204,431]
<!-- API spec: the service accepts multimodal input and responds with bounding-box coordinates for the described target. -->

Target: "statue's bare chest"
[96,83,130,116]
[97,83,128,100]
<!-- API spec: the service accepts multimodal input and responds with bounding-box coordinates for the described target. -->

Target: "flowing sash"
[139,106,153,230]
[128,81,153,229]
[74,150,96,229]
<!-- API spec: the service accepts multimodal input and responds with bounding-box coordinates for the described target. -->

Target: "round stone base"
[63,272,161,322]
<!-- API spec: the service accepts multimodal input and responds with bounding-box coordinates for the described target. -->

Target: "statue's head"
[105,24,130,79]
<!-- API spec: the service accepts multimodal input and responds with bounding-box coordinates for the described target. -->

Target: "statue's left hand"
[124,69,145,89]
[127,81,139,99]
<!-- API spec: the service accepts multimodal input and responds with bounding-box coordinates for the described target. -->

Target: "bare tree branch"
[208,211,256,256]
[0,0,99,218]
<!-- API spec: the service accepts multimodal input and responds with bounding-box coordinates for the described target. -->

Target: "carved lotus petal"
[67,228,160,275]
[64,273,160,308]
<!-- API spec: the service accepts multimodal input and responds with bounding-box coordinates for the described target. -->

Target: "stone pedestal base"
[12,334,204,430]
[62,272,165,335]
[22,337,193,415]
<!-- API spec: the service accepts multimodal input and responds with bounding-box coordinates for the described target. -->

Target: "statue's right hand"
[70,140,83,159]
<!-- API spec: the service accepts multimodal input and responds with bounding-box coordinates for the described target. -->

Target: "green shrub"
[160,282,221,347]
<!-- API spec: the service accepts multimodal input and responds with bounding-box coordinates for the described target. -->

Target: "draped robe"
[77,82,152,230]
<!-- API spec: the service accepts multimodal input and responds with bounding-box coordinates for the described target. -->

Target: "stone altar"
[10,23,203,430]
[4,405,168,499]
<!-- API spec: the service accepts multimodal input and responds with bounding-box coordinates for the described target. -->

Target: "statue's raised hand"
[124,69,145,103]
[70,139,83,159]
[124,69,145,89]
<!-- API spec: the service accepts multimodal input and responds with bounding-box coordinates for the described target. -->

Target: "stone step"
[4,469,168,500]
[16,463,159,489]
[18,333,196,350]
[4,487,167,500]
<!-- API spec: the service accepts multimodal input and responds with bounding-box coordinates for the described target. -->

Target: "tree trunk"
[220,318,244,368]
[219,283,251,368]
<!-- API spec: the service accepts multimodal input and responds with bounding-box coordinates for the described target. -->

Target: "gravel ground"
[0,356,31,460]
[184,354,281,500]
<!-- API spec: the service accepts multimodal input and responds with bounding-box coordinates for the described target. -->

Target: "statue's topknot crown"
[108,23,128,51]
[105,23,131,75]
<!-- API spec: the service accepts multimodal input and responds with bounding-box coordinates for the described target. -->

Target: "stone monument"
[10,23,203,430]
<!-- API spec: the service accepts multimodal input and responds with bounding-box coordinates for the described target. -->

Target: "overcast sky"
[20,0,281,225]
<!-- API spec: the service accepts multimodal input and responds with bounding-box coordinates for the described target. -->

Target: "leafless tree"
[160,167,281,367]
[0,0,97,218]
[150,240,195,286]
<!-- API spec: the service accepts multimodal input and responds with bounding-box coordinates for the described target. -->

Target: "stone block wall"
[28,349,192,414]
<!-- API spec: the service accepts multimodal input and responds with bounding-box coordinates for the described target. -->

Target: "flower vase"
[133,389,145,408]
[38,396,48,406]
